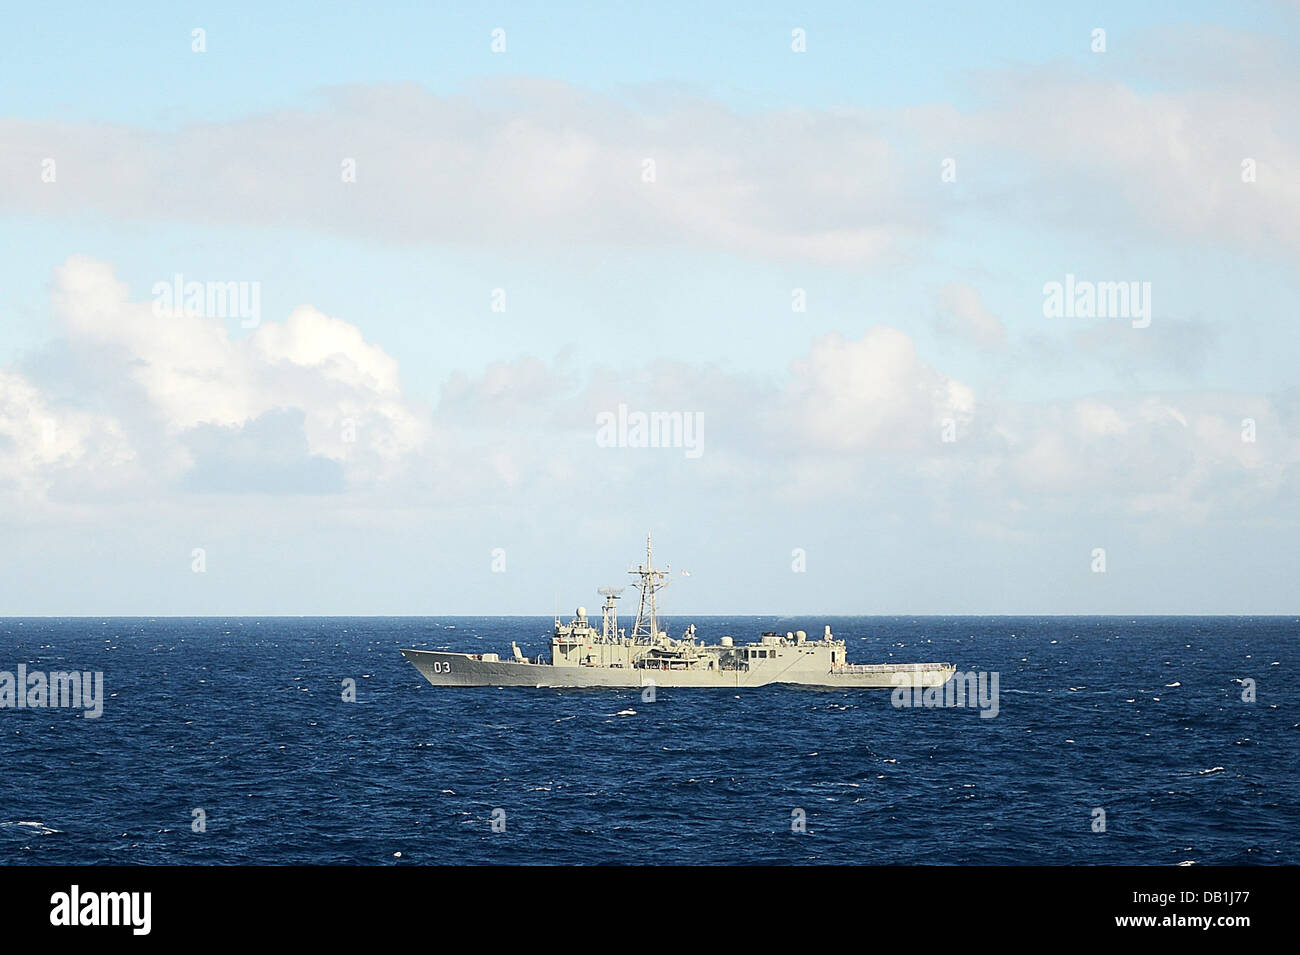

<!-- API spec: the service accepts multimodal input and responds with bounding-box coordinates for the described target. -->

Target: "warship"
[402,537,956,689]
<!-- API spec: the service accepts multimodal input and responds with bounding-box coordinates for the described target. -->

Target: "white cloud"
[1,257,432,501]
[936,282,1006,351]
[253,306,403,395]
[4,44,1297,265]
[3,259,1295,533]
[927,56,1300,256]
[0,366,136,505]
[0,83,929,267]
[779,326,976,453]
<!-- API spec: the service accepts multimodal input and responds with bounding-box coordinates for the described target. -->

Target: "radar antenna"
[597,586,624,642]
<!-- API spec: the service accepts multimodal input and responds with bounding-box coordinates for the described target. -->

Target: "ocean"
[0,616,1295,865]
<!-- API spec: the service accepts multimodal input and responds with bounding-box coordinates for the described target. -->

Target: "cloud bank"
[3,257,1293,536]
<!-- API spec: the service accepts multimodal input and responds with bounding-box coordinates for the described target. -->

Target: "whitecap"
[3,821,59,834]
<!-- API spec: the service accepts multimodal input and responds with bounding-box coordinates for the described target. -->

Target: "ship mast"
[597,586,623,642]
[629,533,669,644]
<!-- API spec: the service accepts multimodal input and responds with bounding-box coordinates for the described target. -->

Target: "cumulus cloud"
[424,321,1294,522]
[0,366,135,502]
[989,391,1298,521]
[180,409,346,495]
[779,326,976,453]
[0,256,430,503]
[2,257,1295,532]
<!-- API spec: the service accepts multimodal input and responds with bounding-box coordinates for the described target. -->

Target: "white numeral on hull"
[431,661,452,674]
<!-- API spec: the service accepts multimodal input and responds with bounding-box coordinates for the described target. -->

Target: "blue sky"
[1,2,1297,614]
[5,1,1293,120]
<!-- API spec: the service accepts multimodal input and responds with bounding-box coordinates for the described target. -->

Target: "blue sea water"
[0,616,1295,865]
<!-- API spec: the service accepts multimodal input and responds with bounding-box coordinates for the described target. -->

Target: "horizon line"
[2,612,1297,619]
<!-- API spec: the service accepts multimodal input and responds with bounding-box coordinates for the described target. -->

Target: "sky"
[1,1,1298,615]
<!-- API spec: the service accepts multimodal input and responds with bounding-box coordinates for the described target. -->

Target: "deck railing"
[830,662,951,674]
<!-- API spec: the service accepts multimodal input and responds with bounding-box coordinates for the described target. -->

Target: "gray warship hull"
[402,648,955,689]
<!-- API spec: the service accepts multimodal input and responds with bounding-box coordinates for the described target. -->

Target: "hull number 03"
[431,661,452,674]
